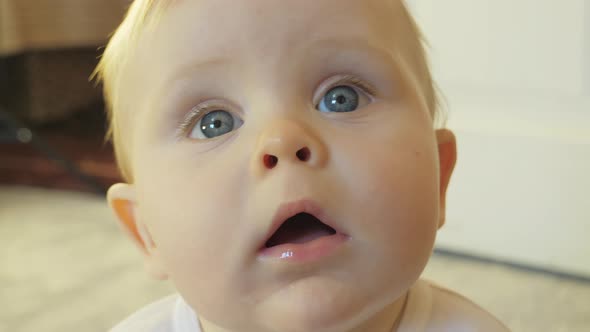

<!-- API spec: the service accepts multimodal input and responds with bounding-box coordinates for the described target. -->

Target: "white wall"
[410,0,590,276]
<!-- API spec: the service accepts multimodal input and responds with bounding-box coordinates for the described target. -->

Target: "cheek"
[330,120,440,268]
[133,144,249,297]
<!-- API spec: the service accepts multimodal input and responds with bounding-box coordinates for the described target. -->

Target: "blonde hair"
[94,0,442,182]
[93,0,172,181]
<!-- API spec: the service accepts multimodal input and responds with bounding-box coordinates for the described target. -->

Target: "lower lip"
[258,233,349,263]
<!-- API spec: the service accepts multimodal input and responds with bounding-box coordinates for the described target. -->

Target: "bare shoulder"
[425,281,511,332]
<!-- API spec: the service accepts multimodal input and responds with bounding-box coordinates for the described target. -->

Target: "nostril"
[296,147,311,162]
[264,154,278,169]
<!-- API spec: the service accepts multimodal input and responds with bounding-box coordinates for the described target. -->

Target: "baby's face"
[113,0,453,331]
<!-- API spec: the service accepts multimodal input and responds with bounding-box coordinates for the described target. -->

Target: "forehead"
[134,0,404,68]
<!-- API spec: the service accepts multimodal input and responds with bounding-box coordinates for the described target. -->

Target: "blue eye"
[190,110,243,139]
[318,85,361,113]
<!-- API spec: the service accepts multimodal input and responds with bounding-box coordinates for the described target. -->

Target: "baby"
[95,0,509,331]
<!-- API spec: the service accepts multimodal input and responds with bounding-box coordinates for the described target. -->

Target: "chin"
[256,275,390,332]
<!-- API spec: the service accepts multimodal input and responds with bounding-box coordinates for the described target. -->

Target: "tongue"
[266,213,335,247]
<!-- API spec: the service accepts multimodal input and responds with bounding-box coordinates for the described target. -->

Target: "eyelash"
[316,75,377,103]
[175,75,377,139]
[175,100,223,140]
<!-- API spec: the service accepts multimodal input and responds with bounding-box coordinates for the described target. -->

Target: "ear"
[107,183,168,280]
[435,129,457,229]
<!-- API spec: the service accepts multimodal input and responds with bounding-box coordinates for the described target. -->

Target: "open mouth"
[264,213,337,248]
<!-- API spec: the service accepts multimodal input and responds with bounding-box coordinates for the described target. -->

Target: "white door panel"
[441,130,590,276]
[409,0,590,275]
[412,0,587,96]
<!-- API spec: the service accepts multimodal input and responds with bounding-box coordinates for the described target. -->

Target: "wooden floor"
[1,186,589,332]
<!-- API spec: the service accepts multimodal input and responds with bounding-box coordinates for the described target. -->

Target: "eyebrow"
[153,56,232,110]
[161,57,231,87]
[300,36,407,89]
[300,36,402,70]
[304,37,396,57]
[164,35,398,77]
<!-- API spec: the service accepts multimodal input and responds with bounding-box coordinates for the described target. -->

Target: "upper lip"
[260,199,343,250]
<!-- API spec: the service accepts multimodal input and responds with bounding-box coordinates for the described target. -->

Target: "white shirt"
[110,279,509,332]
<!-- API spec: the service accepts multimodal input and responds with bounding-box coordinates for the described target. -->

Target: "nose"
[251,118,328,176]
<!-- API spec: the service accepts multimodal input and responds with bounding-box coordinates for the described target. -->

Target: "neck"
[348,293,408,332]
[199,292,408,332]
